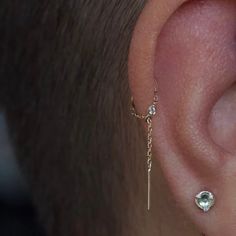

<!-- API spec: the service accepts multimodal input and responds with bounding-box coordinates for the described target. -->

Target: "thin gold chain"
[131,89,158,210]
[146,117,153,210]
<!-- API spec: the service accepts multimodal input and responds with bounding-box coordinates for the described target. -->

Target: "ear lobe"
[129,0,236,235]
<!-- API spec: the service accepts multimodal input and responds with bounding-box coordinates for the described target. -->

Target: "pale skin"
[129,0,236,235]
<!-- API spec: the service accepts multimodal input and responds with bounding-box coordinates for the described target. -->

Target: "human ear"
[129,0,236,235]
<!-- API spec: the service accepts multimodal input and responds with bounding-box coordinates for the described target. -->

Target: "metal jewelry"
[131,88,158,210]
[195,191,215,212]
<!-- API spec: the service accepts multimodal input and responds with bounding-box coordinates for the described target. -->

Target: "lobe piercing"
[195,191,215,212]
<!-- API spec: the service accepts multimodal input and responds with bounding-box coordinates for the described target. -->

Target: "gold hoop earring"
[130,88,158,211]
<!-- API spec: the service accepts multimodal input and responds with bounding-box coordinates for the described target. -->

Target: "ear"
[129,0,236,235]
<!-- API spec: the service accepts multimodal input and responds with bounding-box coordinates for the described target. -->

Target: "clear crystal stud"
[148,105,156,116]
[195,191,215,212]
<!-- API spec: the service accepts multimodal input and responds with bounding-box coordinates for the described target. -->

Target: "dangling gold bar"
[130,88,158,211]
[147,168,151,210]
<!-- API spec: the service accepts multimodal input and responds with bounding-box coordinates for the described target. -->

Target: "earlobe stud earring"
[195,191,215,212]
[130,88,158,211]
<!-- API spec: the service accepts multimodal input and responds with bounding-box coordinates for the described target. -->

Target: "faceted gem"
[195,191,215,212]
[148,105,156,116]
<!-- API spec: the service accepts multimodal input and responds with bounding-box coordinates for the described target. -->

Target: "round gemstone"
[148,105,156,116]
[195,191,215,212]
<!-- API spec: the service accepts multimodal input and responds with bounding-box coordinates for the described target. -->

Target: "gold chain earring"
[130,88,158,211]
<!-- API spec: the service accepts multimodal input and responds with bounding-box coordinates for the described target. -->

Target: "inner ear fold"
[209,83,236,154]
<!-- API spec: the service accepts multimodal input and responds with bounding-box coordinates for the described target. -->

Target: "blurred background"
[0,112,45,236]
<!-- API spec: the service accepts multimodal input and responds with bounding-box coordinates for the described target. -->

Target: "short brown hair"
[0,1,146,235]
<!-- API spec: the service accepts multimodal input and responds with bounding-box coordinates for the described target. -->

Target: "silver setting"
[195,191,215,212]
[148,105,157,117]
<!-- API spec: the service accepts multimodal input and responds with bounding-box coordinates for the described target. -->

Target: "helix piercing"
[131,88,158,211]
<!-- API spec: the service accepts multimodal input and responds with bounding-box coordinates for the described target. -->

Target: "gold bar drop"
[148,168,151,211]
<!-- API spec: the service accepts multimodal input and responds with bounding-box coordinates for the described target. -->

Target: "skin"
[2,0,236,235]
[129,0,236,235]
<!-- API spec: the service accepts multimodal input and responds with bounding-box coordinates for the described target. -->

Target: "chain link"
[146,117,153,173]
[130,97,147,119]
[130,89,158,210]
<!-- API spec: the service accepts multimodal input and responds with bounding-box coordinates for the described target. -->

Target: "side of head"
[2,0,236,236]
[0,1,146,235]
